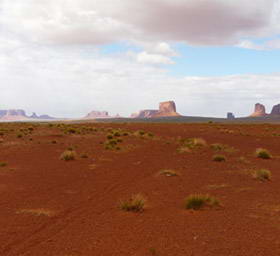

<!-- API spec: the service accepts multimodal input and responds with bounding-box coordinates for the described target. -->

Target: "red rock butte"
[250,103,267,117]
[132,101,180,118]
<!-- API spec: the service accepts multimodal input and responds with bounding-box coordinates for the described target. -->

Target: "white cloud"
[136,51,175,65]
[236,37,280,50]
[1,0,280,46]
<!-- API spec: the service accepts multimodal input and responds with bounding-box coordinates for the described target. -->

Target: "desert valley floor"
[1,122,280,255]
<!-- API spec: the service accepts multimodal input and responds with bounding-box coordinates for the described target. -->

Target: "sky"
[1,0,280,118]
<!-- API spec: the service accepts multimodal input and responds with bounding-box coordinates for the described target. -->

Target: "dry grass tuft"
[255,148,272,159]
[119,194,146,212]
[185,194,220,210]
[16,208,55,217]
[60,150,77,161]
[253,169,271,181]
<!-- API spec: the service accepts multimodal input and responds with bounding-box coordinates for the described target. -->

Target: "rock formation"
[270,104,280,115]
[132,101,180,118]
[30,112,39,119]
[39,114,55,120]
[250,103,266,117]
[132,110,159,118]
[0,109,28,121]
[0,109,56,121]
[153,101,180,117]
[84,111,110,119]
[227,112,235,119]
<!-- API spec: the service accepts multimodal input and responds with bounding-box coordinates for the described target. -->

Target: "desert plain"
[1,121,280,256]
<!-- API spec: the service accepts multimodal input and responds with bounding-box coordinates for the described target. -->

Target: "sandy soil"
[1,122,280,256]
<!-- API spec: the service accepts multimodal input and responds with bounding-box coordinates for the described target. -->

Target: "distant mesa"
[132,101,180,118]
[84,111,111,119]
[0,109,29,121]
[250,103,267,117]
[131,110,159,118]
[227,112,235,120]
[30,113,55,120]
[249,103,280,117]
[270,104,280,116]
[0,109,56,121]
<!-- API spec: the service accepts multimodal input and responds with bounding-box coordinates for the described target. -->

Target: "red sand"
[1,122,280,255]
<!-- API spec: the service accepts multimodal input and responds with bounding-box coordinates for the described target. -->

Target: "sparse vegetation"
[0,162,7,167]
[104,138,121,150]
[149,248,157,255]
[177,137,207,153]
[213,154,226,162]
[60,150,77,161]
[119,194,146,212]
[186,138,207,148]
[253,169,271,181]
[255,148,272,159]
[211,143,235,153]
[185,194,220,210]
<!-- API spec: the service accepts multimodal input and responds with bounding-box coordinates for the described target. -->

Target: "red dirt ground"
[1,122,280,255]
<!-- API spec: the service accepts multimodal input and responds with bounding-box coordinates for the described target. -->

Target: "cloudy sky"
[1,0,280,118]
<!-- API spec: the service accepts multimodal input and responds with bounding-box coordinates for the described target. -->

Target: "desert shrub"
[185,194,220,210]
[160,169,178,177]
[211,143,224,151]
[149,248,157,255]
[255,148,272,159]
[253,169,271,181]
[0,162,7,167]
[107,134,113,140]
[60,150,76,161]
[238,156,250,164]
[119,194,146,212]
[17,133,23,138]
[51,140,57,144]
[104,138,121,150]
[113,131,121,137]
[177,146,191,153]
[81,153,88,159]
[211,143,236,153]
[181,138,207,150]
[213,154,226,162]
[134,130,146,137]
[68,128,77,134]
[138,130,145,136]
